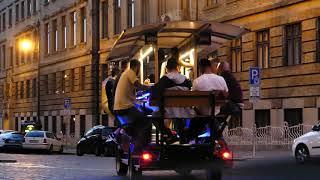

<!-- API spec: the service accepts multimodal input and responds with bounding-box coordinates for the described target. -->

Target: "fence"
[223,122,313,152]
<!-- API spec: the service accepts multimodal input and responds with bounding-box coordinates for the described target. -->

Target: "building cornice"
[213,0,309,23]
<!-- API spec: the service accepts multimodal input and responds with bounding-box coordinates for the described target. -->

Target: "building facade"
[200,0,320,128]
[0,0,198,139]
[1,0,319,139]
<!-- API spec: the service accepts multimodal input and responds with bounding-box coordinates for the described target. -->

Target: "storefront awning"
[107,21,250,61]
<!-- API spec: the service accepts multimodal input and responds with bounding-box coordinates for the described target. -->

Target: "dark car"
[76,125,116,157]
[0,132,25,152]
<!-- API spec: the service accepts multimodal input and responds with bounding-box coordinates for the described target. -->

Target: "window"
[2,13,6,31]
[46,132,55,139]
[21,1,25,20]
[284,108,303,126]
[32,78,37,97]
[207,0,218,7]
[26,80,30,98]
[70,11,77,46]
[70,115,75,135]
[231,38,242,72]
[44,116,48,131]
[141,0,149,24]
[45,23,50,54]
[26,131,44,137]
[1,44,5,70]
[32,0,37,14]
[0,15,2,32]
[80,66,86,90]
[61,116,65,134]
[61,16,67,49]
[80,7,87,43]
[9,47,13,67]
[20,81,24,99]
[52,73,56,94]
[255,110,270,128]
[127,0,135,28]
[53,19,58,52]
[15,39,19,66]
[101,1,109,38]
[80,115,86,137]
[70,69,75,92]
[52,116,57,134]
[317,18,320,62]
[102,64,108,80]
[61,71,66,93]
[15,82,19,99]
[285,23,302,65]
[15,4,19,23]
[44,75,48,95]
[9,9,12,28]
[27,0,32,17]
[114,0,121,34]
[26,35,31,63]
[15,117,19,131]
[257,30,270,68]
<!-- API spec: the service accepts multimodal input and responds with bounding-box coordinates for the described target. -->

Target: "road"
[0,152,319,180]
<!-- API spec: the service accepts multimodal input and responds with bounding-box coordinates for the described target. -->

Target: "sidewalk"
[233,150,291,160]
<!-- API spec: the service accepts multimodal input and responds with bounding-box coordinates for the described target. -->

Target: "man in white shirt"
[187,58,228,141]
[192,59,228,115]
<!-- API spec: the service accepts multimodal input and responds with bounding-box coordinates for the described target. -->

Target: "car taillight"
[141,152,152,161]
[43,139,47,143]
[221,150,233,161]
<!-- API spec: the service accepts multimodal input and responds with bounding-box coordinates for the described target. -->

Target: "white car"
[0,130,15,134]
[23,131,63,154]
[292,124,320,164]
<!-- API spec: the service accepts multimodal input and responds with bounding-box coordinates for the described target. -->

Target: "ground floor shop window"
[284,108,302,126]
[44,116,48,131]
[15,117,18,131]
[70,115,75,136]
[229,110,242,129]
[52,116,57,134]
[80,115,86,137]
[255,110,270,128]
[61,116,65,134]
[102,114,108,126]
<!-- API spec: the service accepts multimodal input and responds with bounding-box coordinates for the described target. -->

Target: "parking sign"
[249,67,261,102]
[249,67,260,85]
[64,98,71,109]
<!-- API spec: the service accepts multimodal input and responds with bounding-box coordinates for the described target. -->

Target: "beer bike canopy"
[107,21,250,61]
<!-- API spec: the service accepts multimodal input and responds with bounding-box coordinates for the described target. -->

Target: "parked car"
[76,125,116,157]
[0,130,15,135]
[0,132,25,152]
[292,124,320,164]
[23,131,63,154]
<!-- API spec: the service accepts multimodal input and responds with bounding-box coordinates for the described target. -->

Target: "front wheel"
[295,145,310,164]
[115,149,128,176]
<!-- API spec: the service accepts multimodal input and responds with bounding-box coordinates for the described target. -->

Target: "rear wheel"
[48,145,53,154]
[76,146,84,156]
[128,151,142,180]
[115,149,128,176]
[59,146,64,154]
[295,145,310,164]
[95,145,101,157]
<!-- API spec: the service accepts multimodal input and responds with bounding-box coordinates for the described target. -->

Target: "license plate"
[29,140,39,143]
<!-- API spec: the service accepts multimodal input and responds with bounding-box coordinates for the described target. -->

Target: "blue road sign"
[249,67,261,85]
[64,98,71,109]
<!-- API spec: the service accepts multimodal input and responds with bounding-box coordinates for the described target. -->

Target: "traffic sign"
[249,67,261,103]
[249,67,261,85]
[64,98,71,109]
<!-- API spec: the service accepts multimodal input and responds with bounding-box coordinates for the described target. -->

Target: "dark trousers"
[115,107,152,152]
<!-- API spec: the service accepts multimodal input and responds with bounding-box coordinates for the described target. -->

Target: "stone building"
[0,0,199,138]
[200,0,320,129]
[1,0,319,139]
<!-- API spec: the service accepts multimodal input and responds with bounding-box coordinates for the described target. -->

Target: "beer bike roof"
[107,21,250,61]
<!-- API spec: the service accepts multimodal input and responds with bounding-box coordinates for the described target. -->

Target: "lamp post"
[19,23,41,129]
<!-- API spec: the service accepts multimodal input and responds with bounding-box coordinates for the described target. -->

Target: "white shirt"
[192,73,228,115]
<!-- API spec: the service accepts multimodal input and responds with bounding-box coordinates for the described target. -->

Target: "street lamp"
[19,39,34,52]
